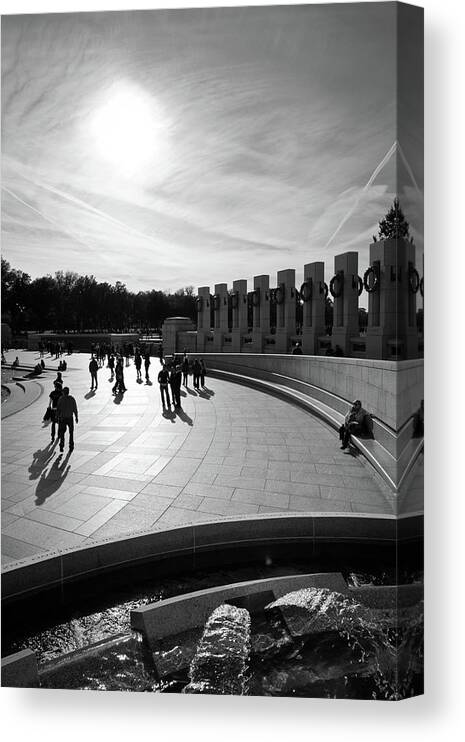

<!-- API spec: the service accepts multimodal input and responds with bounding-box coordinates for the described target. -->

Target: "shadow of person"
[28,442,57,481]
[197,388,214,399]
[176,408,193,426]
[35,452,71,505]
[162,407,176,423]
[180,390,187,397]
[85,390,96,399]
[203,386,215,396]
[186,388,197,395]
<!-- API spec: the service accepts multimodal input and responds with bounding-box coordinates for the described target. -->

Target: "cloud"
[1,5,423,292]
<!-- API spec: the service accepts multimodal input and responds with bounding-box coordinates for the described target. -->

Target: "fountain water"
[183,604,251,695]
[264,587,423,700]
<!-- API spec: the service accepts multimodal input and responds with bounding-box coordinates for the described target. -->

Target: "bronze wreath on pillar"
[300,280,312,302]
[252,288,261,307]
[329,271,344,299]
[363,266,379,293]
[352,275,363,296]
[408,266,420,294]
[230,291,239,309]
[275,284,285,305]
[319,281,329,299]
[420,276,424,297]
[196,296,203,313]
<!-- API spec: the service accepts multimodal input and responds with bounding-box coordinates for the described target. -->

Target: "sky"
[1,3,423,293]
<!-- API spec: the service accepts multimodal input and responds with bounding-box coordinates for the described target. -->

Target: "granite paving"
[1,349,396,565]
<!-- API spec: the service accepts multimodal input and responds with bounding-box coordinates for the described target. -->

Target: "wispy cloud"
[1,5,423,291]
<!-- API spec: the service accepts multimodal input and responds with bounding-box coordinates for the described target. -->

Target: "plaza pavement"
[1,349,395,566]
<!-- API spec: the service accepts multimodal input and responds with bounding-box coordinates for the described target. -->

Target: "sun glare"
[88,84,170,178]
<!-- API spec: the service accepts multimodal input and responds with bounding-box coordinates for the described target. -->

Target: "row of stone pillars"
[165,238,423,360]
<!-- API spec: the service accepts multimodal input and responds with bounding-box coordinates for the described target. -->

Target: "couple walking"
[192,358,206,390]
[158,364,182,409]
[47,383,78,452]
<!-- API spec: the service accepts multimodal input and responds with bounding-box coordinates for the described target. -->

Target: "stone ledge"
[2,512,422,603]
[131,572,349,644]
[1,648,39,688]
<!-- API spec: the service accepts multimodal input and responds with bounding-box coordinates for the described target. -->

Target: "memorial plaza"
[1,348,398,567]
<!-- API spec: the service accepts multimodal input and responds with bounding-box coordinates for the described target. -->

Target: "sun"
[88,83,170,178]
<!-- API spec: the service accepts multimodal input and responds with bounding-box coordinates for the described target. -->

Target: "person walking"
[108,353,115,380]
[200,359,207,388]
[57,387,78,452]
[134,349,142,381]
[48,381,63,442]
[192,358,201,390]
[158,364,171,408]
[181,355,189,387]
[112,358,127,395]
[170,365,182,408]
[144,352,151,382]
[89,355,99,390]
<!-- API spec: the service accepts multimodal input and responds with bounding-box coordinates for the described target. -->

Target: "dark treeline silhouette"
[1,259,196,334]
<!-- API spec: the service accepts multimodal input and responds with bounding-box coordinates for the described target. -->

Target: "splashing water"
[266,587,423,700]
[183,604,251,695]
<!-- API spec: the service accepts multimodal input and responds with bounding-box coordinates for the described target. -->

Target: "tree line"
[1,259,196,335]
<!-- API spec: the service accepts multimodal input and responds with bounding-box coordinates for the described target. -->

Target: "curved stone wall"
[2,512,422,604]
[187,353,423,430]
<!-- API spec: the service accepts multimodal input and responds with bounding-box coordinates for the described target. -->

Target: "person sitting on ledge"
[12,356,19,368]
[339,400,372,450]
[292,343,303,355]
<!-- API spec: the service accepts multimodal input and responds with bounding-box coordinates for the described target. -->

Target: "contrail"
[2,185,97,251]
[7,165,156,244]
[324,139,421,249]
[397,140,421,194]
[324,141,397,249]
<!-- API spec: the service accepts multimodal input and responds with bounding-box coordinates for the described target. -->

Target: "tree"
[1,258,31,333]
[378,197,410,240]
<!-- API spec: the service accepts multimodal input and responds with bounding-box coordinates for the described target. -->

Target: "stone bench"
[209,368,421,494]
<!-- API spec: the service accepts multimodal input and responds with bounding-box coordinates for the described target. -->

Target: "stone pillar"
[330,252,360,356]
[196,286,211,352]
[301,261,326,355]
[366,237,419,360]
[275,269,296,353]
[231,279,248,352]
[251,274,270,352]
[212,283,229,352]
[162,317,196,356]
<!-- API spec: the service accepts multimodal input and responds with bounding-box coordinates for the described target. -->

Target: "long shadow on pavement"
[162,407,176,423]
[176,408,193,426]
[28,441,58,481]
[35,451,72,505]
[197,388,215,399]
